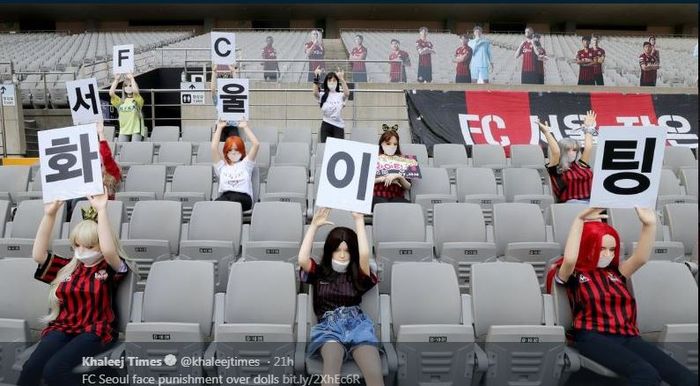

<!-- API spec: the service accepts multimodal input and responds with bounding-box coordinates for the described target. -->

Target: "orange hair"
[223,135,246,164]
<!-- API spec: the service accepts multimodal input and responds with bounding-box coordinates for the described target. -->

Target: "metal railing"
[94,87,407,132]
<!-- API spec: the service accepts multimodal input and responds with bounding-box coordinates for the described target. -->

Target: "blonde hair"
[42,219,136,324]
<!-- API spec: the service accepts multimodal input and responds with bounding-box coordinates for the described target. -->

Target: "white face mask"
[227,151,242,162]
[75,248,103,266]
[327,81,337,90]
[597,255,613,268]
[331,259,350,273]
[382,144,397,156]
[124,86,133,94]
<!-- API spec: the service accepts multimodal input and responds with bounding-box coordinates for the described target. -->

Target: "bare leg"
[351,345,384,386]
[320,342,344,386]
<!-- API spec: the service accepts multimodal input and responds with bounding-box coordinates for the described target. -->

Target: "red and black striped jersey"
[556,267,639,336]
[535,47,547,76]
[639,53,658,84]
[576,49,595,81]
[35,254,129,344]
[261,46,279,71]
[455,45,473,76]
[519,40,537,73]
[416,39,433,66]
[351,46,368,72]
[300,259,377,319]
[591,47,606,75]
[547,160,593,203]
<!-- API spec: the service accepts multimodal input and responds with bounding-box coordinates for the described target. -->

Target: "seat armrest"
[130,292,144,323]
[294,293,308,374]
[543,294,555,325]
[379,294,392,344]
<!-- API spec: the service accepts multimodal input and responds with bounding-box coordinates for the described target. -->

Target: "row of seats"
[1,257,696,385]
[1,200,697,293]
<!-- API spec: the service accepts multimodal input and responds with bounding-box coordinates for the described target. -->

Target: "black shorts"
[640,78,656,87]
[264,71,278,81]
[215,191,253,211]
[456,74,472,83]
[319,121,344,143]
[353,71,367,83]
[522,71,540,85]
[578,78,595,86]
[594,73,604,85]
[418,65,432,82]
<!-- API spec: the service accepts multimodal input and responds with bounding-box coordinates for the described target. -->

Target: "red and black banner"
[406,90,698,155]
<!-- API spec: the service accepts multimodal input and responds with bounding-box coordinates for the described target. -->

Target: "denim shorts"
[307,306,378,360]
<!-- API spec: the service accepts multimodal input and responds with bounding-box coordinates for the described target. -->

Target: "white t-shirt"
[215,159,255,198]
[318,91,346,128]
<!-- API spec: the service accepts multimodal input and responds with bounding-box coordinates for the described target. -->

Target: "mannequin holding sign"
[373,130,411,209]
[109,73,145,142]
[313,67,349,143]
[211,118,259,211]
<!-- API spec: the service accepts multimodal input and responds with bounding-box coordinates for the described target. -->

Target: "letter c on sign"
[215,38,232,58]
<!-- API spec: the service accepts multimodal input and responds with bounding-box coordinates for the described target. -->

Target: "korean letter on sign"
[113,44,134,74]
[590,126,667,209]
[211,32,236,65]
[38,124,104,203]
[316,138,379,214]
[66,78,101,125]
[216,78,249,121]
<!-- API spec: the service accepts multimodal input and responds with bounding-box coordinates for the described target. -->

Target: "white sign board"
[112,44,134,74]
[38,124,104,203]
[590,126,667,209]
[216,78,249,121]
[181,82,205,105]
[316,138,379,214]
[66,78,102,125]
[211,32,236,65]
[0,84,16,106]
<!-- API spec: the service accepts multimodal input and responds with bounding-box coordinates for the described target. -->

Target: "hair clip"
[81,206,99,223]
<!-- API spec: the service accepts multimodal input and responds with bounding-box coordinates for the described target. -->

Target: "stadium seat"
[11,174,43,204]
[390,262,487,386]
[664,203,699,257]
[608,207,684,261]
[663,146,696,174]
[273,142,311,171]
[372,203,433,293]
[298,285,396,385]
[163,165,213,220]
[244,126,279,155]
[117,141,155,169]
[433,203,497,292]
[510,144,546,170]
[631,261,699,373]
[657,169,698,209]
[400,143,429,167]
[155,141,193,178]
[208,261,299,380]
[502,167,554,212]
[242,202,303,262]
[103,125,116,142]
[350,126,379,144]
[121,260,214,379]
[120,201,182,286]
[52,200,124,259]
[409,167,456,223]
[0,258,50,384]
[433,144,468,180]
[281,126,313,151]
[181,125,211,143]
[471,261,571,386]
[194,142,221,165]
[260,166,309,217]
[548,203,588,249]
[179,201,242,292]
[248,141,271,181]
[493,203,561,284]
[0,199,65,258]
[0,165,30,204]
[455,167,505,224]
[471,144,507,176]
[0,200,10,237]
[115,165,167,216]
[149,125,180,144]
[680,168,698,198]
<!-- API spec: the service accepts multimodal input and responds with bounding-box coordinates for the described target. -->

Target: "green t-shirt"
[111,94,146,136]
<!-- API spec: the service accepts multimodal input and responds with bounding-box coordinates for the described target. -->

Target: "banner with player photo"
[376,154,422,179]
[406,90,698,155]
